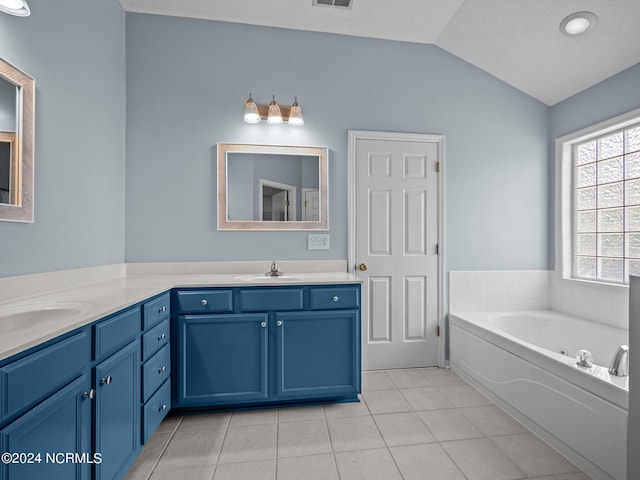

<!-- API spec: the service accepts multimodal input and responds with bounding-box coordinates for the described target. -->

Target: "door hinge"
[285,200,290,207]
[436,325,440,337]
[435,244,439,255]
[435,161,440,173]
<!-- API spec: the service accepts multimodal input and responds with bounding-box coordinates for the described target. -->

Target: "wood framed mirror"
[217,143,328,230]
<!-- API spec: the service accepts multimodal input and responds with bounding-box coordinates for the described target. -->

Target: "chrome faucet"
[608,345,629,377]
[265,260,285,277]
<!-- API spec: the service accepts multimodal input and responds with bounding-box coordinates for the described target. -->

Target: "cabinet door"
[94,341,140,480]
[176,314,269,407]
[275,310,361,400]
[0,374,92,480]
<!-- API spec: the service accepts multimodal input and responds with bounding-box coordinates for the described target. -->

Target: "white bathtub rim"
[450,310,628,410]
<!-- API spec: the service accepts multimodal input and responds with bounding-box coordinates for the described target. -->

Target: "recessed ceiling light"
[560,11,597,36]
[0,0,30,16]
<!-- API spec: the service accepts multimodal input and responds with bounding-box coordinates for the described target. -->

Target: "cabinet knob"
[261,321,267,328]
[159,404,167,412]
[201,299,208,306]
[83,389,96,400]
[158,333,166,341]
[332,296,339,302]
[159,305,166,313]
[101,375,113,385]
[159,366,167,374]
[277,320,283,327]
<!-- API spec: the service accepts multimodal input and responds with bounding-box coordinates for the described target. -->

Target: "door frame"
[258,179,297,221]
[347,130,446,368]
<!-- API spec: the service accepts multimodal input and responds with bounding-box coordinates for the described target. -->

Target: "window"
[572,123,640,283]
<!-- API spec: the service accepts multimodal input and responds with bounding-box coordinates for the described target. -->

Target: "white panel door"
[355,138,439,369]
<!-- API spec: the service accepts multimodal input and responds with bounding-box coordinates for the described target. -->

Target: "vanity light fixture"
[560,11,597,36]
[243,94,305,126]
[0,0,30,16]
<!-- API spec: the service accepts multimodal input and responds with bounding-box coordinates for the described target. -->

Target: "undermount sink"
[0,301,92,333]
[233,274,304,282]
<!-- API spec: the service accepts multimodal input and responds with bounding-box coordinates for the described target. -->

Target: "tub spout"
[608,345,629,377]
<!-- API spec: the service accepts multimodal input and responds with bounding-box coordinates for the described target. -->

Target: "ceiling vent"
[312,0,353,9]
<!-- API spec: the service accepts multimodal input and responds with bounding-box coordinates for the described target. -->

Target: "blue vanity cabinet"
[172,284,361,410]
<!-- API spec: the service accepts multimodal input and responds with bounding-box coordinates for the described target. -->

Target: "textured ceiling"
[119,0,640,105]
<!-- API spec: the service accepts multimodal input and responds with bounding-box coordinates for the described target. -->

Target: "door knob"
[359,263,367,271]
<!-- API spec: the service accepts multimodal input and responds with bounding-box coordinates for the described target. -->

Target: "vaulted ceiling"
[119,0,640,106]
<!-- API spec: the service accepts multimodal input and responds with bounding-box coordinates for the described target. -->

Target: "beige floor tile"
[390,443,466,480]
[334,448,401,480]
[361,371,396,391]
[418,409,483,442]
[149,465,215,480]
[400,387,454,411]
[277,405,324,423]
[229,409,278,426]
[277,419,332,457]
[156,428,224,468]
[420,368,466,386]
[436,385,493,408]
[154,415,182,433]
[123,432,173,480]
[491,433,579,477]
[178,412,230,431]
[385,368,433,388]
[323,399,369,418]
[373,412,436,446]
[326,416,385,452]
[442,438,525,480]
[461,405,527,436]
[361,389,412,414]
[277,454,339,480]
[218,423,277,463]
[213,459,275,480]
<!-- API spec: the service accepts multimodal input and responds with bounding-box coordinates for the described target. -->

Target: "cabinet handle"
[332,296,339,302]
[159,404,167,412]
[158,305,166,313]
[83,389,96,400]
[159,366,167,374]
[101,376,113,385]
[201,299,208,306]
[261,321,267,328]
[277,320,283,327]
[158,333,166,341]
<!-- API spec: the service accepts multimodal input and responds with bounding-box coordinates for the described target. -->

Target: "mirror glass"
[0,58,34,222]
[218,144,328,230]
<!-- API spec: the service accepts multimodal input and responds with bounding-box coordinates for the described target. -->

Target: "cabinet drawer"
[142,318,170,361]
[142,379,171,444]
[175,290,233,314]
[143,292,170,329]
[94,307,141,361]
[2,331,91,420]
[309,286,360,310]
[239,288,303,312]
[142,344,171,402]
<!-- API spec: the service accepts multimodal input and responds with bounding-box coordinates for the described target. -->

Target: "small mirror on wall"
[217,143,328,230]
[0,58,34,223]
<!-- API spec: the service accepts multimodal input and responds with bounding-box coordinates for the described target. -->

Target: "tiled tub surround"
[124,367,590,480]
[449,270,629,480]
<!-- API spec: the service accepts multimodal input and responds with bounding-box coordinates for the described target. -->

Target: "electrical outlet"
[308,233,330,250]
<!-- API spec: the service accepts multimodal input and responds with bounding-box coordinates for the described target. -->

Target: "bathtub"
[450,310,628,480]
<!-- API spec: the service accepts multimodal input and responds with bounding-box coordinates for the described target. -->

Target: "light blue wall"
[0,0,126,277]
[0,79,16,132]
[125,14,549,271]
[549,63,640,266]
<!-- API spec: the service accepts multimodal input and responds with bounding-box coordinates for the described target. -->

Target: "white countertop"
[0,262,361,362]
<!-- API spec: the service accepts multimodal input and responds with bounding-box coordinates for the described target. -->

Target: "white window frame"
[555,106,640,288]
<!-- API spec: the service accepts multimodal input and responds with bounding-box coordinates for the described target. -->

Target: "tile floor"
[123,368,591,480]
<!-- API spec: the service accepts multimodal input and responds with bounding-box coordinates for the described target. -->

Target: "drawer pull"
[101,375,113,385]
[158,333,166,341]
[201,299,208,306]
[83,389,96,400]
[332,296,339,302]
[277,320,283,327]
[159,404,167,412]
[261,321,267,328]
[159,366,167,374]
[158,305,167,313]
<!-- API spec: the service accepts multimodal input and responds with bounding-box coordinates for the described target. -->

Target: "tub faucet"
[265,260,285,277]
[608,345,629,377]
